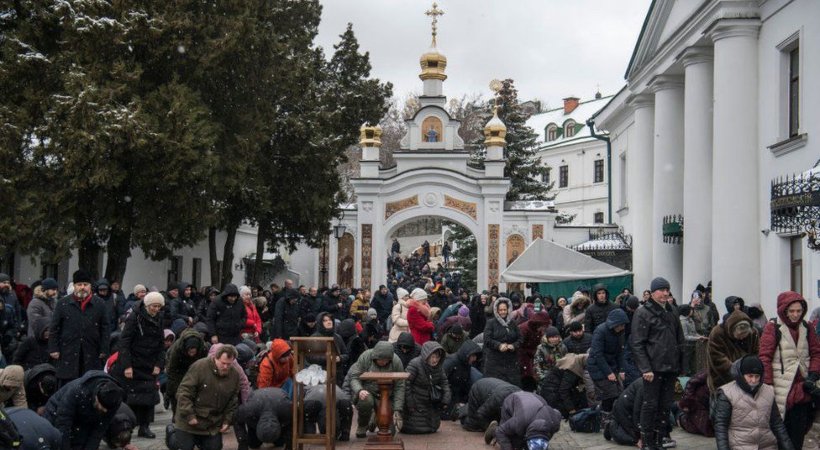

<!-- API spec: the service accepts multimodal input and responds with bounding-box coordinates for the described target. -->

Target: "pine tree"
[447,222,477,292]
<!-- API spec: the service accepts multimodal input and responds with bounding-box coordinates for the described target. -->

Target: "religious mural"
[444,195,478,221]
[385,195,419,220]
[506,234,526,266]
[488,224,500,288]
[337,233,355,289]
[532,224,544,240]
[360,224,373,289]
[421,116,443,143]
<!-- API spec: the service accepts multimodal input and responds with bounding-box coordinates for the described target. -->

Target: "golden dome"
[359,123,382,147]
[483,110,507,147]
[419,45,447,81]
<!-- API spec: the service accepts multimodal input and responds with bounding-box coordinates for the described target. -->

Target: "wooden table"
[358,372,410,449]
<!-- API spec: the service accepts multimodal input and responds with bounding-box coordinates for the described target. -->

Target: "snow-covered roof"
[573,238,631,251]
[505,200,556,211]
[526,95,614,148]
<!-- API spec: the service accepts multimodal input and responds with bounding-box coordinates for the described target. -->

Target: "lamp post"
[333,223,347,240]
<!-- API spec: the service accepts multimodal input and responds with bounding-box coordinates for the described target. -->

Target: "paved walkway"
[131,404,717,450]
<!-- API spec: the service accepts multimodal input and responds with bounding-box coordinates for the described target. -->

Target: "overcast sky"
[315,0,652,109]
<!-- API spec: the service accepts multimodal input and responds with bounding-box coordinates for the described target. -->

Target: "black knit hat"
[72,269,94,285]
[545,326,560,338]
[96,381,123,410]
[739,355,763,376]
[567,321,583,332]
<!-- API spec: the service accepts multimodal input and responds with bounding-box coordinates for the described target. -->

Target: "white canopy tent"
[501,238,631,283]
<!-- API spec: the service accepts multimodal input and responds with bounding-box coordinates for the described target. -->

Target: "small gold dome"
[483,111,507,147]
[359,123,382,147]
[419,45,447,81]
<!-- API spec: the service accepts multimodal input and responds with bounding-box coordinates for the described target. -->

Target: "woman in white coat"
[389,288,410,342]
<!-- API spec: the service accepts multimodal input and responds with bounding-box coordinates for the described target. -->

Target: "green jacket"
[174,356,240,435]
[348,341,406,411]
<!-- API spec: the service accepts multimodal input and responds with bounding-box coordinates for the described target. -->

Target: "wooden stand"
[359,372,410,450]
[291,337,338,450]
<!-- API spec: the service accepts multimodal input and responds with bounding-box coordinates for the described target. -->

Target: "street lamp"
[333,223,347,239]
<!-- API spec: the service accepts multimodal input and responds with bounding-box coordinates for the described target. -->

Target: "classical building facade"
[528,95,613,225]
[592,0,819,313]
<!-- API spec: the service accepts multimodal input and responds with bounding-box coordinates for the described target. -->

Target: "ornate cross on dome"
[425,2,444,46]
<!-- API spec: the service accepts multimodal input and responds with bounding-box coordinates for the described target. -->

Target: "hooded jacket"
[166,328,207,402]
[389,295,410,342]
[759,291,820,416]
[205,284,247,345]
[483,298,522,386]
[443,339,481,403]
[348,341,406,411]
[402,341,451,434]
[584,284,617,334]
[714,359,793,450]
[588,309,629,380]
[495,391,561,450]
[516,312,551,380]
[23,363,56,411]
[706,310,760,392]
[13,316,51,370]
[169,282,197,323]
[258,339,294,390]
[723,296,746,321]
[393,332,421,369]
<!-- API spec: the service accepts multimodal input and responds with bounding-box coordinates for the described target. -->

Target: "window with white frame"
[564,120,576,138]
[546,124,558,142]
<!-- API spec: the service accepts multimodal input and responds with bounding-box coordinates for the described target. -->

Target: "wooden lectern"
[291,336,339,450]
[358,372,410,450]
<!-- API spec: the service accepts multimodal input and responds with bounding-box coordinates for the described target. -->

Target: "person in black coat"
[338,319,366,376]
[482,297,522,387]
[371,286,394,327]
[607,374,644,445]
[443,339,482,409]
[309,312,349,386]
[205,284,246,345]
[23,363,58,414]
[7,406,61,450]
[460,377,521,432]
[13,316,51,370]
[234,387,292,450]
[104,403,138,450]
[491,391,562,450]
[110,293,166,439]
[393,331,421,369]
[588,308,629,425]
[48,269,111,384]
[170,282,197,326]
[304,383,353,441]
[271,289,300,340]
[44,370,124,450]
[320,286,344,322]
[585,283,617,334]
[562,321,592,353]
[402,341,451,434]
[468,293,490,339]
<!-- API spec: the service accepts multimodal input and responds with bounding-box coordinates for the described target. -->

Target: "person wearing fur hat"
[759,291,820,449]
[388,287,411,342]
[406,288,435,345]
[26,278,58,338]
[48,269,111,384]
[110,291,166,438]
[483,297,523,387]
[714,355,794,450]
[562,291,590,329]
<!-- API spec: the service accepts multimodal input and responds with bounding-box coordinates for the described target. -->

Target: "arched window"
[563,119,577,138]
[545,123,558,142]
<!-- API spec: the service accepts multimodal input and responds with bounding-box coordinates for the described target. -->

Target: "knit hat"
[133,284,147,295]
[143,292,165,308]
[625,295,640,311]
[545,326,560,338]
[410,288,428,301]
[235,343,255,367]
[72,269,93,285]
[679,305,692,317]
[650,277,670,292]
[739,355,764,376]
[567,321,583,332]
[449,324,464,335]
[0,273,9,283]
[367,308,378,320]
[163,329,175,341]
[41,278,58,290]
[458,305,470,317]
[96,381,124,410]
[396,287,409,300]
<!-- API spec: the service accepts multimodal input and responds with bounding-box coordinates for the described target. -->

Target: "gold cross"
[425,2,444,46]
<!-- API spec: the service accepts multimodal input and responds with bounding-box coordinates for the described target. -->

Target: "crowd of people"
[0,254,818,450]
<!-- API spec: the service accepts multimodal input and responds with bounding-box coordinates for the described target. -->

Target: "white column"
[680,47,714,298]
[710,19,761,304]
[626,95,655,292]
[650,75,685,298]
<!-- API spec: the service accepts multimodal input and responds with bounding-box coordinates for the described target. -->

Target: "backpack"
[246,349,274,389]
[569,407,601,433]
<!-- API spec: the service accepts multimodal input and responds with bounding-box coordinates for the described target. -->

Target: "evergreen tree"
[446,222,477,292]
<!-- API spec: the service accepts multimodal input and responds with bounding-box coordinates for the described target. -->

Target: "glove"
[804,372,820,394]
[393,411,403,432]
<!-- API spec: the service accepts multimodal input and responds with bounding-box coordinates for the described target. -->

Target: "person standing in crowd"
[349,290,371,322]
[196,287,219,324]
[348,341,405,438]
[0,273,21,323]
[713,355,794,450]
[165,328,207,414]
[371,285,394,328]
[27,277,58,337]
[49,269,111,385]
[389,288,410,343]
[489,391,562,450]
[442,241,451,267]
[517,311,550,391]
[110,291,165,439]
[585,284,617,334]
[170,282,197,327]
[631,277,684,450]
[205,283,246,345]
[563,291,590,329]
[563,321,592,353]
[707,309,759,392]
[759,291,820,449]
[239,286,262,341]
[406,288,434,345]
[122,284,147,322]
[469,292,491,339]
[588,308,629,430]
[271,288,300,340]
[533,326,566,390]
[44,370,124,450]
[690,290,717,337]
[679,305,708,375]
[483,297,522,387]
[167,344,241,450]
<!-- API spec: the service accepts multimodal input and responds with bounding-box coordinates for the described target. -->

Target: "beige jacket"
[389,297,409,342]
[0,365,27,408]
[771,323,809,418]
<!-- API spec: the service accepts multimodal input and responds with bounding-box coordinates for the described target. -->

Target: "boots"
[640,431,661,450]
[600,411,612,434]
[485,420,498,445]
[138,424,156,439]
[165,424,176,449]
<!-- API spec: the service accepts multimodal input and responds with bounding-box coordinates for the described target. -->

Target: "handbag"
[429,374,443,405]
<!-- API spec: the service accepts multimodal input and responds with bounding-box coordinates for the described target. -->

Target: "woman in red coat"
[240,286,262,341]
[406,288,434,345]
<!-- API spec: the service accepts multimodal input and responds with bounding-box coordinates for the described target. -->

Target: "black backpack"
[0,407,20,449]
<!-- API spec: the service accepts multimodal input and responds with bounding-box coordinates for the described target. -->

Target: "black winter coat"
[13,317,51,370]
[482,298,522,386]
[206,284,247,345]
[44,370,119,450]
[165,328,207,402]
[612,377,643,440]
[584,300,617,334]
[371,291,394,324]
[468,296,490,339]
[48,294,111,380]
[111,301,165,406]
[170,293,197,324]
[234,387,292,435]
[630,300,684,374]
[393,332,421,369]
[402,341,451,434]
[587,309,629,381]
[24,363,56,412]
[443,339,481,403]
[495,391,562,450]
[272,297,300,340]
[309,312,349,385]
[7,407,61,450]
[461,377,521,432]
[562,333,592,354]
[320,293,343,321]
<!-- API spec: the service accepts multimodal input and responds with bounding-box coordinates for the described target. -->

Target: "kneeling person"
[349,341,405,438]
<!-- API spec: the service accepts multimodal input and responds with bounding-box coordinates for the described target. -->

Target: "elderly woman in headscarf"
[483,297,523,387]
[706,309,759,392]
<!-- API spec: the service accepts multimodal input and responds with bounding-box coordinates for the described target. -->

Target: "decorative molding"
[768,133,808,158]
[678,46,713,67]
[504,224,528,240]
[648,74,684,93]
[361,201,374,212]
[341,222,357,238]
[488,224,500,288]
[532,224,544,240]
[708,19,761,43]
[489,201,501,213]
[444,195,477,221]
[360,224,372,289]
[384,195,419,220]
[423,192,438,207]
[506,234,526,266]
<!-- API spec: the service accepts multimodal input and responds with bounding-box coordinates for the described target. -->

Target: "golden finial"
[425,2,444,47]
[484,79,507,147]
